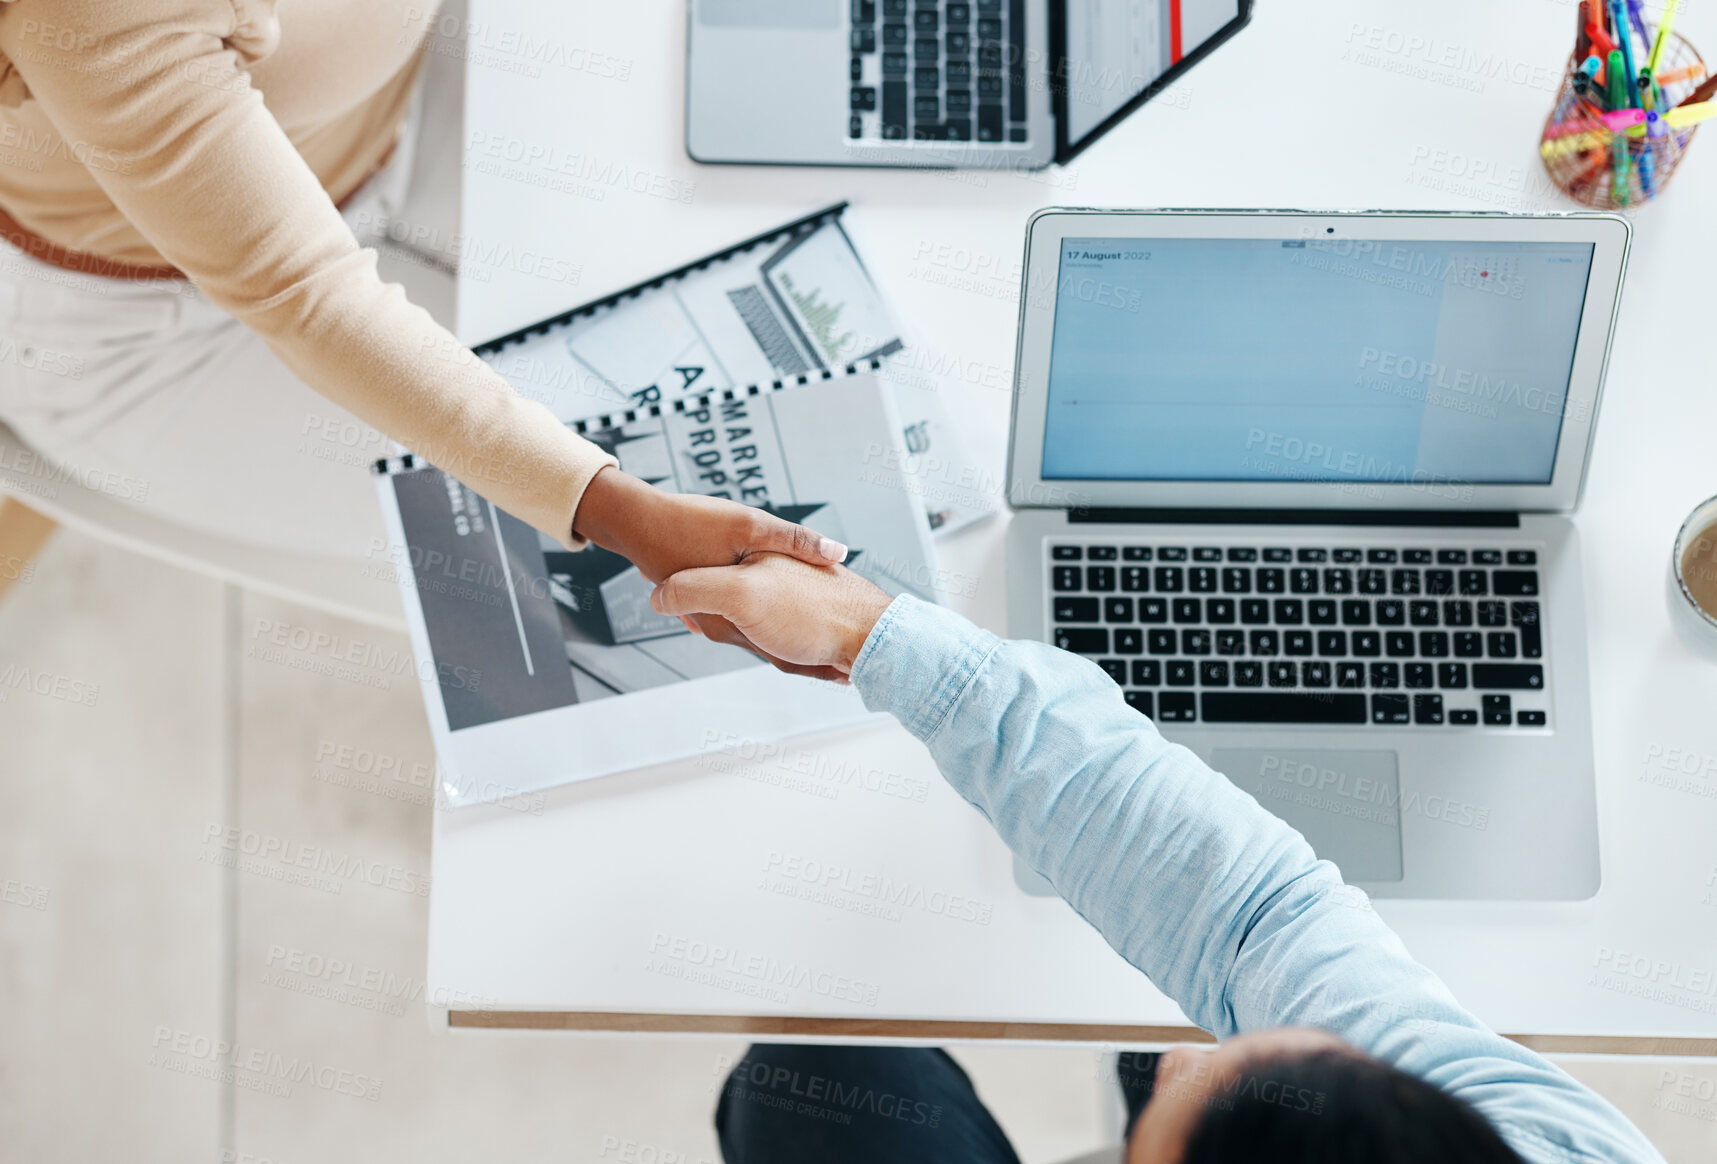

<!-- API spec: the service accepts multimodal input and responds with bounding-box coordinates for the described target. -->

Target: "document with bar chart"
[370,206,970,806]
[375,373,938,806]
[477,205,903,428]
[472,203,991,537]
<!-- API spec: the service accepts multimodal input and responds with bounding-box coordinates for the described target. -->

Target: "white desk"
[431,0,1717,1050]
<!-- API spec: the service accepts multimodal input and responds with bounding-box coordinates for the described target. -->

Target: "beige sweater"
[0,0,612,547]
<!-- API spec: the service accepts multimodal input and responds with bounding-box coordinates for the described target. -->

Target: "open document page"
[478,210,995,536]
[481,212,901,426]
[376,374,940,806]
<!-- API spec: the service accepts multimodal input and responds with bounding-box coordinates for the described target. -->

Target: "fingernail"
[819,537,848,563]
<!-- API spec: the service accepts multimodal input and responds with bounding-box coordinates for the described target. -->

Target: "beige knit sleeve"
[0,0,614,548]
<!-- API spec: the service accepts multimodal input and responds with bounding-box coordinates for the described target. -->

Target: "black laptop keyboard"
[1048,543,1550,729]
[848,0,1028,143]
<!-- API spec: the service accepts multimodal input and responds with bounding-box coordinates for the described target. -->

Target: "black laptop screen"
[1040,236,1596,485]
[1058,0,1250,160]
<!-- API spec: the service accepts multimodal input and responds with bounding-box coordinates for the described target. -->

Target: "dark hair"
[1180,1050,1525,1164]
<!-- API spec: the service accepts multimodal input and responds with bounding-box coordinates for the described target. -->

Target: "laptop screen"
[1039,237,1596,486]
[1062,0,1245,148]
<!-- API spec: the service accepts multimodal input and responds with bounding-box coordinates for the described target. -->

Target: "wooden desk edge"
[446,1012,1717,1056]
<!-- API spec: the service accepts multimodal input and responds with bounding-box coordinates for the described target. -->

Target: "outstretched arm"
[0,0,603,545]
[0,0,843,664]
[653,557,1664,1164]
[0,1,844,580]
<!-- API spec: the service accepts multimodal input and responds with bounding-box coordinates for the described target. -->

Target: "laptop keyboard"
[1047,543,1550,729]
[848,0,1029,144]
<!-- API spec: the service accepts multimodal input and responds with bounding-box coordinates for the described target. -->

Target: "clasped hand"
[651,553,893,680]
[573,467,888,680]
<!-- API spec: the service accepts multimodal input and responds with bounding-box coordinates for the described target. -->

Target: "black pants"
[715,1044,1160,1163]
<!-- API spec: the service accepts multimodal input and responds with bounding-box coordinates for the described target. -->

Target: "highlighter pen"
[1573,68,1602,105]
[1609,0,1640,106]
[1648,0,1681,75]
[1624,103,1695,135]
[1607,47,1631,200]
[1665,100,1717,128]
[1586,13,1618,63]
[1607,1,1634,106]
[1607,48,1629,111]
[1626,0,1650,54]
[1545,110,1644,138]
[1656,64,1705,87]
[1580,55,1605,94]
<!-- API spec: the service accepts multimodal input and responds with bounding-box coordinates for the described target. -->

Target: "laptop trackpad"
[1213,749,1405,883]
[700,0,839,28]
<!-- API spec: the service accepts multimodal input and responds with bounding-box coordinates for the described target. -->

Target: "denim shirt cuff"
[850,594,1002,741]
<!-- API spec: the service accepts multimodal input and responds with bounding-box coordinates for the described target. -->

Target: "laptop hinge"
[1067,508,1520,528]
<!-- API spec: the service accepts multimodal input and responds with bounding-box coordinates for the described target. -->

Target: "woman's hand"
[650,554,894,678]
[573,470,848,583]
[572,466,847,582]
[571,467,854,676]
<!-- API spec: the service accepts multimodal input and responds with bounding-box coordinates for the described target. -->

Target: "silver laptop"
[686,0,1251,168]
[1005,210,1631,900]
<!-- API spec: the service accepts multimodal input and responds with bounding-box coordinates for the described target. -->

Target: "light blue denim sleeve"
[851,595,1664,1164]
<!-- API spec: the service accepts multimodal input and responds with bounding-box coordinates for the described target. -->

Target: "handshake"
[651,553,894,682]
[574,466,895,682]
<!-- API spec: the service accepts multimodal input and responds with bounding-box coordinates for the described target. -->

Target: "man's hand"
[650,554,894,677]
[571,468,851,673]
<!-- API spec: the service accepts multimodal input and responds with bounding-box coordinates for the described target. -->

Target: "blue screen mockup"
[1040,236,1595,486]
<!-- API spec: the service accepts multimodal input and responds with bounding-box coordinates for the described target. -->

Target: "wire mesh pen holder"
[1540,32,1704,208]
